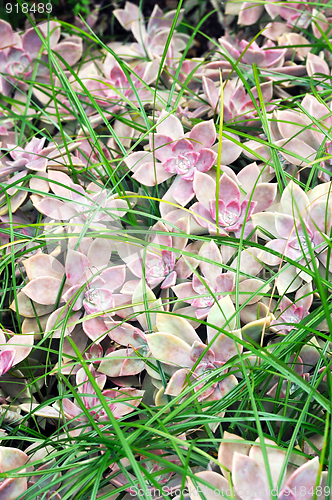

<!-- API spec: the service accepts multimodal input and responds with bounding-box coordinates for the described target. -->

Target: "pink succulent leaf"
[190,341,215,364]
[233,452,269,499]
[156,110,184,139]
[193,170,216,208]
[165,368,190,396]
[278,457,319,500]
[219,173,240,205]
[151,134,175,162]
[22,277,69,305]
[173,177,195,206]
[0,350,15,376]
[82,316,110,343]
[188,120,216,150]
[146,333,194,368]
[132,161,173,186]
[275,213,296,239]
[65,249,90,286]
[238,3,264,25]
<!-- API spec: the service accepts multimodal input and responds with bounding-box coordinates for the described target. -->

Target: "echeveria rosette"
[173,240,268,322]
[270,283,313,334]
[31,170,130,228]
[245,94,332,182]
[125,111,218,206]
[62,247,130,343]
[84,53,158,110]
[112,2,189,61]
[190,165,277,237]
[48,366,145,424]
[252,180,332,294]
[146,302,241,430]
[202,76,274,122]
[121,219,198,291]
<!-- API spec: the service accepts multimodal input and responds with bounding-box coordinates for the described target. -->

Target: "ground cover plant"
[0,0,332,498]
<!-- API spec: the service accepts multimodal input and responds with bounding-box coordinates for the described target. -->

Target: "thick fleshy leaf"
[65,249,89,285]
[146,333,193,367]
[278,457,319,500]
[249,438,286,488]
[233,452,269,500]
[98,349,145,377]
[165,368,190,396]
[156,313,199,344]
[238,278,270,305]
[0,351,15,376]
[156,110,184,140]
[23,254,65,281]
[193,170,216,208]
[187,471,229,500]
[213,329,242,363]
[238,3,264,25]
[22,277,68,306]
[199,241,222,285]
[10,292,54,318]
[6,334,33,365]
[218,431,250,472]
[82,316,109,343]
[189,120,216,150]
[207,296,236,341]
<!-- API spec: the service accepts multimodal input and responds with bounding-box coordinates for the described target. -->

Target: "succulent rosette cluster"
[1,2,332,498]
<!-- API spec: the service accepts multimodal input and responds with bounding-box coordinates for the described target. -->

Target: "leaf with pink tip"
[189,120,216,150]
[6,334,33,365]
[249,182,277,213]
[238,3,264,25]
[132,161,173,186]
[65,249,89,285]
[306,52,330,77]
[275,213,296,238]
[82,316,109,343]
[156,313,200,345]
[156,110,184,140]
[23,254,65,281]
[98,349,145,377]
[218,431,250,472]
[100,265,126,292]
[173,177,195,207]
[278,457,319,500]
[34,198,77,220]
[146,333,193,367]
[165,368,190,396]
[0,446,28,472]
[202,76,219,110]
[259,238,286,266]
[193,170,216,208]
[0,351,15,376]
[219,173,240,205]
[0,477,28,500]
[233,452,269,500]
[22,277,68,306]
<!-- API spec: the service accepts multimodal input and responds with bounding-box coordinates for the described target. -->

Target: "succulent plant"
[188,432,325,500]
